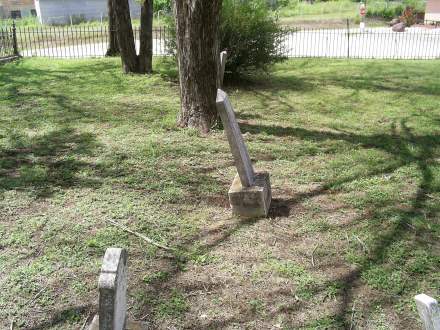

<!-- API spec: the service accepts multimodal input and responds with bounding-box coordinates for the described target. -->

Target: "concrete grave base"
[89,315,149,330]
[229,172,272,218]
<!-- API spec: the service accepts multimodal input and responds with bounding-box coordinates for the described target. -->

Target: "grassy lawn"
[1,57,439,329]
[277,0,425,28]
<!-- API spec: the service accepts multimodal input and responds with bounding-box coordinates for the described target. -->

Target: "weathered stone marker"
[89,248,147,330]
[216,89,272,218]
[99,248,128,330]
[219,51,228,87]
[415,294,440,330]
[90,248,128,330]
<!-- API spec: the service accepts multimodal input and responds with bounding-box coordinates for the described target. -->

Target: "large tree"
[106,0,119,56]
[138,0,154,73]
[113,0,153,74]
[174,0,223,133]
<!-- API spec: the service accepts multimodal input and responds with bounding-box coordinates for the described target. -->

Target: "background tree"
[113,0,153,74]
[174,0,223,133]
[113,0,139,73]
[139,0,154,73]
[106,0,119,56]
[154,0,171,12]
[167,0,284,82]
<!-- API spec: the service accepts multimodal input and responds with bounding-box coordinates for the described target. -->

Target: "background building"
[425,0,440,24]
[34,0,141,25]
[0,0,36,19]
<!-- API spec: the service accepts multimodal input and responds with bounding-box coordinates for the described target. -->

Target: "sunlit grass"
[0,57,439,329]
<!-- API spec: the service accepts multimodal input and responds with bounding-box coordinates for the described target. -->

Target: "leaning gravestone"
[216,89,272,218]
[415,294,440,330]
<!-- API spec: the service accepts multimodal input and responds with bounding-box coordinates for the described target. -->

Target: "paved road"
[20,27,440,60]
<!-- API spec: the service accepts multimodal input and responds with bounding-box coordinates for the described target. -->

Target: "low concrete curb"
[0,56,20,65]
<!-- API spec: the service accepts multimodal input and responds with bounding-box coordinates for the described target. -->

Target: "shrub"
[154,0,171,12]
[165,0,286,76]
[220,0,286,75]
[366,4,405,20]
[366,0,425,20]
[400,6,416,26]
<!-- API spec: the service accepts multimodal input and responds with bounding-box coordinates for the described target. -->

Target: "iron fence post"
[347,18,350,59]
[12,20,19,56]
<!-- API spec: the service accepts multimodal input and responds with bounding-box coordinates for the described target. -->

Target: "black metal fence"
[0,24,18,59]
[13,25,171,59]
[281,26,440,60]
[2,22,440,60]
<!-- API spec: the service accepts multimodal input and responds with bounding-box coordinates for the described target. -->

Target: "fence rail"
[1,22,440,60]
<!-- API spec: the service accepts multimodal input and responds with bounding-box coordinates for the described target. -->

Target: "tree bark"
[113,0,138,73]
[138,0,153,73]
[106,0,119,56]
[174,0,223,133]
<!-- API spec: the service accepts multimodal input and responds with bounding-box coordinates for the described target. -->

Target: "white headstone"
[99,248,128,330]
[216,89,255,187]
[219,51,228,87]
[415,294,440,330]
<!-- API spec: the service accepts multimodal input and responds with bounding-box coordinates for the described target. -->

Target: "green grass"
[0,16,167,28]
[277,0,426,27]
[1,57,439,329]
[279,0,360,19]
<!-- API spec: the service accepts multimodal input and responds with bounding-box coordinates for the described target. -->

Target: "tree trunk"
[113,0,138,73]
[174,0,223,133]
[138,0,153,73]
[106,0,119,56]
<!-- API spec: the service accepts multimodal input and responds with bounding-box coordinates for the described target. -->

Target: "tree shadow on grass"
[129,115,439,328]
[27,304,93,330]
[320,63,440,97]
[109,109,440,328]
[0,127,101,198]
[241,118,440,328]
[225,73,314,94]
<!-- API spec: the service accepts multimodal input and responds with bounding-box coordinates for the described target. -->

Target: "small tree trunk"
[138,0,153,73]
[174,0,222,133]
[113,0,138,73]
[106,0,119,56]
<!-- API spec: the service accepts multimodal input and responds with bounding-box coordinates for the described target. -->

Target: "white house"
[0,0,36,19]
[34,0,141,25]
[425,0,440,24]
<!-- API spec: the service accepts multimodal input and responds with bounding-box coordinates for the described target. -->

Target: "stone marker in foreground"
[219,51,228,87]
[89,248,147,330]
[415,294,440,330]
[89,248,127,330]
[216,89,272,218]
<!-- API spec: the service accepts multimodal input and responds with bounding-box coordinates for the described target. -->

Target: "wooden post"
[346,19,350,59]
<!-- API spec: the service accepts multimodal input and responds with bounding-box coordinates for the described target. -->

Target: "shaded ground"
[0,58,439,329]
